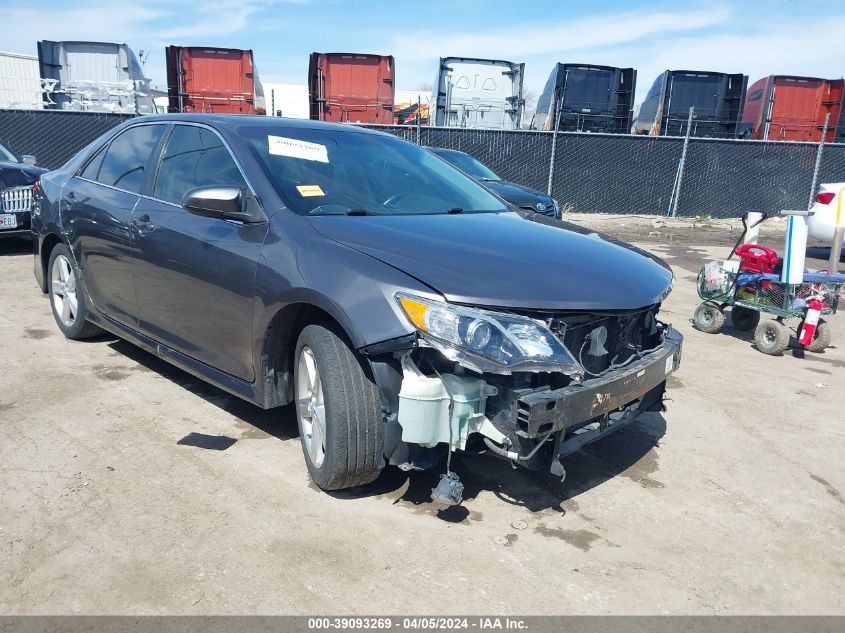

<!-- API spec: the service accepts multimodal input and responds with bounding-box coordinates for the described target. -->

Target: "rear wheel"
[48,244,103,340]
[730,306,760,331]
[294,323,383,490]
[693,302,725,334]
[797,318,832,353]
[754,320,790,355]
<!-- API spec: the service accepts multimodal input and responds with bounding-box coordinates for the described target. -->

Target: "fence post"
[830,188,844,274]
[668,106,694,218]
[416,93,422,145]
[547,100,563,196]
[808,112,830,211]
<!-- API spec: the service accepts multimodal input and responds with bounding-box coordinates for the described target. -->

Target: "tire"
[693,302,725,334]
[753,320,790,355]
[797,318,832,353]
[47,243,104,340]
[730,306,760,331]
[294,323,383,490]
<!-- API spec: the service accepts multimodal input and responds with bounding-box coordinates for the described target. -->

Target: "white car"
[808,182,845,241]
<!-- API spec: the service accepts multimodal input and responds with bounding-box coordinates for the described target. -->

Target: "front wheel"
[754,320,790,355]
[294,323,383,490]
[48,243,104,340]
[693,302,725,334]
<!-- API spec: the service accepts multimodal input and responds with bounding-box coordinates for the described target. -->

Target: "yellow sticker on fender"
[296,185,325,197]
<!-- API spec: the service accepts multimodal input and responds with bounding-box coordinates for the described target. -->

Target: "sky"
[4,0,845,106]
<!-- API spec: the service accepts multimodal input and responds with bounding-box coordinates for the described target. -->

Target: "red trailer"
[741,75,844,142]
[308,52,394,124]
[166,46,266,115]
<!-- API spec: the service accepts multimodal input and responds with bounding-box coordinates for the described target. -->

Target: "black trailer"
[532,63,636,133]
[635,70,747,137]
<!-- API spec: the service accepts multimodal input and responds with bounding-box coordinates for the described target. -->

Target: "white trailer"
[431,57,525,129]
[37,40,155,114]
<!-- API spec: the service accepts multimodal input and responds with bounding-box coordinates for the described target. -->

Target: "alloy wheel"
[297,346,326,467]
[51,254,78,327]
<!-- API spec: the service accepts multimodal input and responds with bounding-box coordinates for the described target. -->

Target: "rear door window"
[153,125,247,205]
[90,125,165,194]
[79,146,106,181]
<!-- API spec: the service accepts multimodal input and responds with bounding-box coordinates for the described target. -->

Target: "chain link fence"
[371,123,845,218]
[0,109,133,170]
[2,108,844,218]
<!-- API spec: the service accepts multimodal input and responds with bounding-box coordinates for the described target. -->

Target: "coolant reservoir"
[397,356,493,450]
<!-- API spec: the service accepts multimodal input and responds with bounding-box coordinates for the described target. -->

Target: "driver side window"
[153,125,247,205]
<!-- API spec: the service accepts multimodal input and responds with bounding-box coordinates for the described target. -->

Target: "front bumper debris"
[515,327,682,436]
[382,325,682,480]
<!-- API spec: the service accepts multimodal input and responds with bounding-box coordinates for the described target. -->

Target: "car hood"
[483,180,551,209]
[307,211,673,311]
[0,162,47,189]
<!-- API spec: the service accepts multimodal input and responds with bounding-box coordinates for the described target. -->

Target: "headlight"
[396,293,582,376]
[552,198,562,218]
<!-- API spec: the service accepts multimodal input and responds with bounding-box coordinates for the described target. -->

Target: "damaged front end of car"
[364,292,683,506]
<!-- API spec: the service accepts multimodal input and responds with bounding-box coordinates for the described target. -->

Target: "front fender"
[250,214,436,409]
[253,216,436,352]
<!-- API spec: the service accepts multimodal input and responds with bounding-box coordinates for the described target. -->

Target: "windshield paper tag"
[296,185,325,197]
[268,136,329,163]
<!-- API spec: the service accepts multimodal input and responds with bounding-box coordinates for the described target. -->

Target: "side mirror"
[182,185,258,223]
[22,155,36,165]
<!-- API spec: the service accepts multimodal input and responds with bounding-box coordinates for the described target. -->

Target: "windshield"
[0,143,19,163]
[241,126,508,215]
[432,149,501,181]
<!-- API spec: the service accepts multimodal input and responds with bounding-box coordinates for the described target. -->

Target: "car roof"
[132,113,388,136]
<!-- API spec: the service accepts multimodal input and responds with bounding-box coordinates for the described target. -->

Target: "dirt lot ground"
[0,215,843,615]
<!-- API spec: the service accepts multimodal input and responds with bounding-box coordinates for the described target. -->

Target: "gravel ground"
[0,216,842,615]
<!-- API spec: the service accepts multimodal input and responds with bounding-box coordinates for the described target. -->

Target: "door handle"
[132,214,155,232]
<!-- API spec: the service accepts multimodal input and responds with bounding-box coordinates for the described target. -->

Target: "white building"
[263,83,309,119]
[0,51,43,110]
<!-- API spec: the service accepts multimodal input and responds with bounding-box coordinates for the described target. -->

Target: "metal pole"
[829,186,844,274]
[547,98,563,196]
[416,93,421,145]
[808,112,831,211]
[669,106,694,218]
